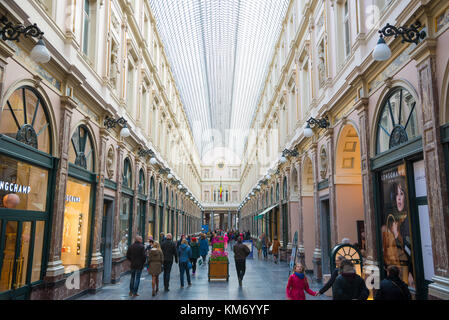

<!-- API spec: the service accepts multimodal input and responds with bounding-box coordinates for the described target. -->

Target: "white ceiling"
[149,0,290,159]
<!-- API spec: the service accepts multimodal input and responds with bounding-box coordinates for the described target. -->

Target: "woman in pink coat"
[224,233,229,250]
[286,264,317,300]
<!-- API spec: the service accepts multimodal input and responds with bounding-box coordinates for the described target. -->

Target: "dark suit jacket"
[126,241,146,270]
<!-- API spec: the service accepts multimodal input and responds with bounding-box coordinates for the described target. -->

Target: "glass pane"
[68,138,77,166]
[85,132,94,172]
[119,197,131,256]
[62,177,92,273]
[15,222,31,289]
[31,221,45,283]
[0,155,49,211]
[0,221,18,291]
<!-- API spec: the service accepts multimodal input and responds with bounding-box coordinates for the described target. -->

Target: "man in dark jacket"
[126,236,146,297]
[375,265,411,300]
[318,255,345,296]
[161,233,178,292]
[332,259,369,300]
[233,237,251,286]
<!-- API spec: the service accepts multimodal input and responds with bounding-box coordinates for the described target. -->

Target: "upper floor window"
[376,87,419,154]
[138,169,145,194]
[122,158,132,188]
[343,1,350,58]
[69,125,94,171]
[150,177,155,199]
[1,86,52,154]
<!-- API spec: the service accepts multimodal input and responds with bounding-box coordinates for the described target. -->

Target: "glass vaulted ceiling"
[149,0,289,158]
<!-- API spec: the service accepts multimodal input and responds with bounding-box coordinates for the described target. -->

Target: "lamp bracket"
[307,116,329,129]
[104,116,127,129]
[0,15,44,41]
[379,21,426,45]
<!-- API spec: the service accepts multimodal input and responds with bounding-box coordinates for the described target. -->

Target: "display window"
[61,177,92,273]
[378,163,416,289]
[0,155,49,211]
[119,196,131,256]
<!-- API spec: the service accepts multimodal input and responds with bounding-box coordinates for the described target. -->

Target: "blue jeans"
[129,269,142,294]
[179,262,191,286]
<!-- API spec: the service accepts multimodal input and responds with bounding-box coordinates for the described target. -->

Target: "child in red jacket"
[286,264,317,300]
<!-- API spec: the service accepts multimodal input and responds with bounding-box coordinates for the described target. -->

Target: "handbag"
[187,261,192,269]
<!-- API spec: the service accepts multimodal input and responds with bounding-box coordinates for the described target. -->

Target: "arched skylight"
[149,0,289,158]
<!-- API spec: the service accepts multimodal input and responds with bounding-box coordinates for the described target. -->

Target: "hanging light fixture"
[372,36,391,61]
[150,157,157,165]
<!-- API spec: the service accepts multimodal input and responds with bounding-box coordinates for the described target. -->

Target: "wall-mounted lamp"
[280,148,299,163]
[0,15,51,63]
[104,116,130,138]
[138,148,155,158]
[373,21,426,61]
[304,116,330,137]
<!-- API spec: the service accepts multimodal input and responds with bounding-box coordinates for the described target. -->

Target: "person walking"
[224,233,229,250]
[126,235,146,297]
[332,259,369,300]
[189,237,200,275]
[178,239,192,287]
[286,264,318,300]
[272,237,281,264]
[161,233,178,292]
[317,255,345,296]
[159,232,165,242]
[255,236,262,259]
[199,233,209,265]
[147,241,164,296]
[261,233,268,260]
[374,265,411,300]
[233,237,250,286]
[144,237,154,271]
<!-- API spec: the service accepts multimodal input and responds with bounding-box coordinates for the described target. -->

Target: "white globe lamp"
[304,123,314,138]
[373,36,391,61]
[30,39,51,63]
[120,124,131,138]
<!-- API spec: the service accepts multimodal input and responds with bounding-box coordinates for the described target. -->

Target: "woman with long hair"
[147,241,164,296]
[286,264,317,300]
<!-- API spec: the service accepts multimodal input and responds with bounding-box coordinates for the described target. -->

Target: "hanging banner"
[379,163,415,289]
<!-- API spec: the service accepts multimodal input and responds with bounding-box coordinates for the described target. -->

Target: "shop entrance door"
[0,220,33,300]
[320,198,331,275]
[101,199,113,284]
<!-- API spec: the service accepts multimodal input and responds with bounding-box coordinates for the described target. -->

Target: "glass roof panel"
[149,0,289,158]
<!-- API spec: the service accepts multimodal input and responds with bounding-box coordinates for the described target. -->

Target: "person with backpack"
[189,237,200,275]
[332,259,369,300]
[286,264,317,300]
[374,265,411,300]
[178,239,192,287]
[199,233,209,265]
[233,237,250,286]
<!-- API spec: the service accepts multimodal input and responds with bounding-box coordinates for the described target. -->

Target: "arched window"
[376,87,419,154]
[165,187,169,206]
[150,177,155,199]
[0,86,52,153]
[123,158,132,188]
[158,182,163,201]
[171,191,174,207]
[69,125,94,171]
[276,183,280,202]
[138,169,145,194]
[270,188,273,204]
[176,195,178,209]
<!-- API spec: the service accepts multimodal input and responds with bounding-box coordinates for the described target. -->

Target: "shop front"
[148,176,156,240]
[0,86,55,300]
[137,169,146,240]
[372,86,434,300]
[119,158,133,256]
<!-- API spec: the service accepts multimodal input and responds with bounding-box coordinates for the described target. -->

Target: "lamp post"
[280,148,299,163]
[373,21,426,61]
[304,116,330,137]
[0,15,51,63]
[104,116,130,138]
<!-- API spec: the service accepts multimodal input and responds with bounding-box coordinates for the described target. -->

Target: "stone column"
[295,160,306,267]
[131,158,139,242]
[325,128,338,247]
[355,98,378,269]
[411,39,449,299]
[146,168,153,242]
[112,143,124,260]
[311,143,322,281]
[88,128,108,291]
[0,41,14,98]
[44,96,77,284]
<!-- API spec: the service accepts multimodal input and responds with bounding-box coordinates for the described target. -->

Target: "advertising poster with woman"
[380,163,415,289]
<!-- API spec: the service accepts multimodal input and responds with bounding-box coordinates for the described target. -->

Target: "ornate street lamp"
[304,116,330,137]
[104,116,130,138]
[373,21,426,61]
[137,148,155,158]
[280,148,299,163]
[0,15,51,63]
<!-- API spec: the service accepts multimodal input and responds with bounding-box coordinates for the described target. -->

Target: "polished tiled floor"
[78,246,331,300]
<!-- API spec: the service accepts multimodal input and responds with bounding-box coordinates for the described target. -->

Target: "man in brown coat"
[233,237,250,286]
[272,237,281,264]
[126,235,146,297]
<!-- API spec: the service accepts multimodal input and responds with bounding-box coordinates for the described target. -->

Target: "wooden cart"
[208,259,229,282]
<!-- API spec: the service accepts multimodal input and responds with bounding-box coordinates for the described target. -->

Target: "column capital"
[410,38,437,66]
[60,95,78,111]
